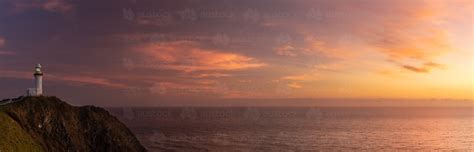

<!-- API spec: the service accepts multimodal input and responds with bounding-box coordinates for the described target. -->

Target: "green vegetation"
[0,111,44,151]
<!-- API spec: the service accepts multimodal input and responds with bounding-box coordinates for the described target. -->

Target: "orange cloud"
[279,73,320,90]
[366,1,454,73]
[287,82,302,89]
[133,41,266,72]
[194,73,232,78]
[282,74,319,81]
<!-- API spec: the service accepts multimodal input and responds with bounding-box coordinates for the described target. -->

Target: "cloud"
[42,0,73,13]
[275,0,461,75]
[0,37,15,56]
[401,62,444,73]
[0,51,16,55]
[275,44,298,57]
[279,73,320,90]
[7,0,73,14]
[287,82,302,89]
[362,1,455,73]
[282,74,319,81]
[0,37,5,47]
[0,70,31,79]
[56,75,126,89]
[274,38,350,60]
[401,65,429,73]
[132,41,266,72]
[0,70,126,89]
[194,73,232,78]
[149,81,224,96]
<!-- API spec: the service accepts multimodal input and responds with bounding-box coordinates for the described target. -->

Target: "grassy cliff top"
[0,96,146,152]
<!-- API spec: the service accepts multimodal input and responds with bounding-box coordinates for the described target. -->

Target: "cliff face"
[0,96,146,152]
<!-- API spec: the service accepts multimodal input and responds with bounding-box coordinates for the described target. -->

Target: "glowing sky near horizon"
[0,0,472,105]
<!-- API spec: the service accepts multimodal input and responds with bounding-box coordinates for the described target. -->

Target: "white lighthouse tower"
[26,64,43,96]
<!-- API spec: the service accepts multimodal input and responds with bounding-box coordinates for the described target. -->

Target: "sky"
[0,0,472,106]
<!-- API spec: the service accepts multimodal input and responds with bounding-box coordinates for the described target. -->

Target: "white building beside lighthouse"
[26,64,43,96]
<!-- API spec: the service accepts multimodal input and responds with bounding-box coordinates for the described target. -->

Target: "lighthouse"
[26,64,43,96]
[34,64,43,95]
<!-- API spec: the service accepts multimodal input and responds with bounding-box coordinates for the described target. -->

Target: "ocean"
[107,107,474,151]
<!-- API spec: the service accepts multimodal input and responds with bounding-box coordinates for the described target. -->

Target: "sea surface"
[107,107,474,151]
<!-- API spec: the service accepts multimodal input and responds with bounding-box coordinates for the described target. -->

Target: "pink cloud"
[42,0,73,13]
[0,51,16,56]
[275,44,298,57]
[0,70,31,79]
[54,75,126,89]
[7,0,73,14]
[0,37,5,47]
[149,81,225,96]
[0,70,126,89]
